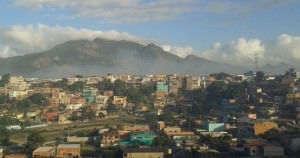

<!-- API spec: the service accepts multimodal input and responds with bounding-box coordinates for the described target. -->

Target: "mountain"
[0,38,244,77]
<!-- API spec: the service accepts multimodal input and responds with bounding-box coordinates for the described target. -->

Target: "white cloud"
[200,34,300,68]
[14,0,294,23]
[162,45,193,58]
[14,0,200,23]
[0,24,191,58]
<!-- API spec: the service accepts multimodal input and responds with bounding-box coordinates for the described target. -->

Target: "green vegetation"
[0,74,10,87]
[0,94,8,104]
[154,134,173,147]
[68,81,85,92]
[0,126,10,145]
[29,93,48,106]
[184,81,244,115]
[24,131,45,155]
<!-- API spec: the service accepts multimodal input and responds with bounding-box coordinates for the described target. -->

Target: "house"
[154,97,167,109]
[70,96,85,105]
[56,144,80,158]
[32,147,55,158]
[5,154,27,158]
[101,130,120,147]
[95,95,109,109]
[123,125,150,132]
[46,112,59,122]
[66,104,83,110]
[163,127,197,146]
[67,136,89,143]
[254,121,278,135]
[123,148,165,158]
[8,90,28,100]
[112,96,127,108]
[103,90,114,97]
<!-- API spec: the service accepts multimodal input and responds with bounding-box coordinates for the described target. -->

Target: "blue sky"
[1,0,300,67]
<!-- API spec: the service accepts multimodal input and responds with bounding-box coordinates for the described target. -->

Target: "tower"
[254,52,258,72]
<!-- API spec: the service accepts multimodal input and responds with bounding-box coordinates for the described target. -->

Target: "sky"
[0,0,300,68]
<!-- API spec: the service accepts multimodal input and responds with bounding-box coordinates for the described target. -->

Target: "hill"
[0,38,244,77]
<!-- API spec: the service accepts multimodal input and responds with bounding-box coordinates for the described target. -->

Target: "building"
[263,146,285,157]
[163,127,197,146]
[103,90,114,97]
[8,90,28,100]
[154,97,167,109]
[128,132,157,146]
[66,103,83,110]
[157,121,165,131]
[5,154,27,158]
[95,95,109,109]
[5,76,29,91]
[183,76,201,90]
[123,125,150,132]
[254,121,278,135]
[156,82,168,94]
[101,130,120,147]
[204,122,225,132]
[163,127,181,133]
[123,148,165,158]
[32,147,56,158]
[56,144,80,158]
[82,87,98,103]
[168,76,179,95]
[286,92,300,103]
[112,96,127,108]
[70,96,85,105]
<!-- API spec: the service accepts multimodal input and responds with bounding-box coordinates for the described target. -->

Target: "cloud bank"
[14,0,293,23]
[0,24,188,58]
[200,34,300,68]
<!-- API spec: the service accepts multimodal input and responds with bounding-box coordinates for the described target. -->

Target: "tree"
[145,113,158,126]
[107,97,117,114]
[0,95,8,104]
[30,93,48,106]
[98,79,113,91]
[52,78,68,89]
[154,135,173,147]
[25,131,45,155]
[68,81,85,92]
[0,126,10,145]
[113,80,126,96]
[0,74,10,87]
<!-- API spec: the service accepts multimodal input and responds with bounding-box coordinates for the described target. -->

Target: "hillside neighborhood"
[0,70,299,157]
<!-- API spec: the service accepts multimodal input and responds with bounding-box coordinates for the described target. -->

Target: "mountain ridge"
[0,38,244,77]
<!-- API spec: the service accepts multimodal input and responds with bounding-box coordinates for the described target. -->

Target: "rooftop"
[33,147,55,153]
[57,144,80,149]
